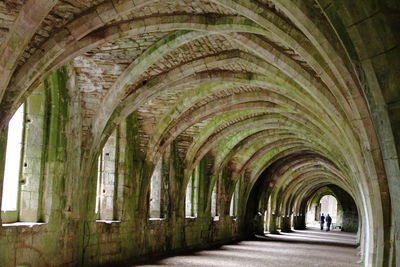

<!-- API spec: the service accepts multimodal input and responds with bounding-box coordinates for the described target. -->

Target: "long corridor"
[134,228,360,267]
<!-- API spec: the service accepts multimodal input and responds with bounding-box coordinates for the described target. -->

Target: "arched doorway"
[307,194,338,229]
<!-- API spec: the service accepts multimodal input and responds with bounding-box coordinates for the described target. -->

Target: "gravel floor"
[134,227,361,267]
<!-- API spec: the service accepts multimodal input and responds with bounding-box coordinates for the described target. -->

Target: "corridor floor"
[133,227,360,266]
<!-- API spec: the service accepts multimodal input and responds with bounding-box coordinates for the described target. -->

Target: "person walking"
[326,214,332,231]
[320,213,325,230]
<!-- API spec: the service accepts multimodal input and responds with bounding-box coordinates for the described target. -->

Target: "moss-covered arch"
[0,14,269,130]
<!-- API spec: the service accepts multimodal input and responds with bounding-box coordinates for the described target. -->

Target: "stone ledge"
[96,220,121,224]
[148,217,166,221]
[2,222,46,227]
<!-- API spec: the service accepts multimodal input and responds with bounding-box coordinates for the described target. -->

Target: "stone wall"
[0,67,246,267]
[342,206,359,233]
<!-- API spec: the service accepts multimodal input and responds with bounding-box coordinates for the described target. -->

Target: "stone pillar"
[293,214,306,230]
[342,206,358,232]
[41,65,83,264]
[280,215,291,232]
[336,202,343,229]
[42,66,72,222]
[268,211,279,234]
[121,112,142,222]
[0,128,7,224]
[168,140,185,250]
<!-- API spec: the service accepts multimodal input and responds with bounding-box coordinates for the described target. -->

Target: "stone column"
[280,215,291,232]
[268,211,279,234]
[0,128,7,224]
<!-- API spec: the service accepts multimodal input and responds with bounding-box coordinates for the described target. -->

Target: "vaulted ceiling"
[0,1,399,266]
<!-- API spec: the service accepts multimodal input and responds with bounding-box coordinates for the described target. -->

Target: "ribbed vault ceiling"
[0,1,396,265]
[0,0,379,213]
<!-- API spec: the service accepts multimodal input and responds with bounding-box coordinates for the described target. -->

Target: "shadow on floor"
[256,227,357,248]
[130,228,360,266]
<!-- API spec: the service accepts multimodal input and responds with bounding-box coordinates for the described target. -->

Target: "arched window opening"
[320,195,338,226]
[264,211,268,231]
[307,194,339,229]
[95,130,118,221]
[306,200,320,226]
[229,181,239,217]
[211,182,218,220]
[149,159,163,219]
[185,167,199,218]
[1,86,48,224]
[1,104,24,214]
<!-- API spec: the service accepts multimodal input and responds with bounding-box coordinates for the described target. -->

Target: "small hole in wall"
[24,163,27,167]
[26,119,31,123]
[105,152,110,156]
[103,189,106,193]
[142,80,147,86]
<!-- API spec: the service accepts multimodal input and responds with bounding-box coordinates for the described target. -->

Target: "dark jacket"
[326,216,332,224]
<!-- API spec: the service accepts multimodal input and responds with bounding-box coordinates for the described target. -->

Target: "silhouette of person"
[326,214,332,231]
[320,213,325,230]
